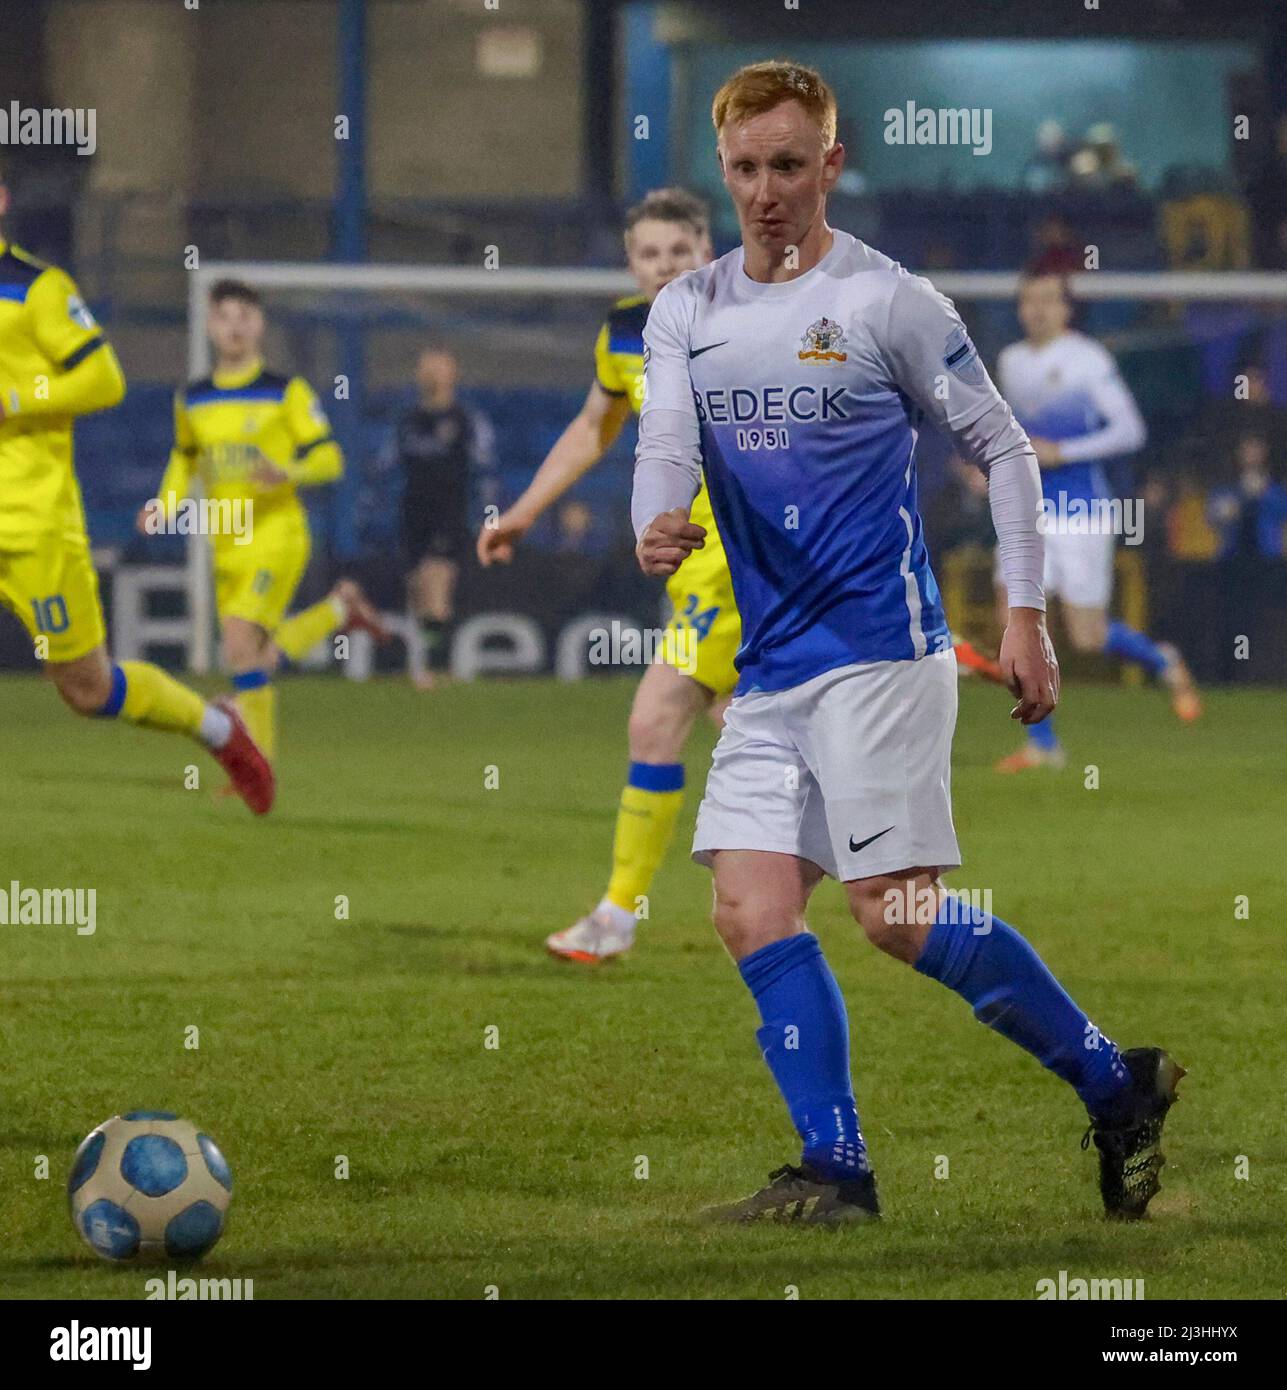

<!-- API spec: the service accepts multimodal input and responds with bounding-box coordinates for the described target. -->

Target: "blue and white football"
[68,1112,233,1262]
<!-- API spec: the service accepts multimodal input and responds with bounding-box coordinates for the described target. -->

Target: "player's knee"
[222,627,265,670]
[711,890,791,958]
[627,702,685,761]
[711,891,746,949]
[849,880,921,961]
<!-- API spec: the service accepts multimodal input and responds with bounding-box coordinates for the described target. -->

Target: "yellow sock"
[232,677,276,759]
[275,596,345,662]
[604,763,686,915]
[111,659,205,737]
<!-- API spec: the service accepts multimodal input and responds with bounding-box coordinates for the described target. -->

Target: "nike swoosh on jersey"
[688,341,729,359]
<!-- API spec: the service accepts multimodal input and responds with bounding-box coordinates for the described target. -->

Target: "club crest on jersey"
[798,316,848,364]
[944,324,985,385]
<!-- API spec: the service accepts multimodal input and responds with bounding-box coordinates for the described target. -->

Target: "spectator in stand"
[1147,466,1223,681]
[1207,431,1287,681]
[554,498,618,558]
[1021,120,1071,194]
[1026,213,1085,276]
[1208,432,1287,562]
[556,500,594,555]
[1069,124,1138,191]
[1196,363,1286,466]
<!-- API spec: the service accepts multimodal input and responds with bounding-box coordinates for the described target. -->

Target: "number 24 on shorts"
[679,593,719,641]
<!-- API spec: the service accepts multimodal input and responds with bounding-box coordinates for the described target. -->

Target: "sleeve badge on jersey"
[944,324,985,385]
[67,294,98,332]
[798,316,848,364]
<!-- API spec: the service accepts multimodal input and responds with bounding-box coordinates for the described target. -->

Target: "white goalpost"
[176,261,1287,675]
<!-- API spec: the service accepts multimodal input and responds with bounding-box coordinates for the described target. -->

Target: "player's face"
[417,351,458,398]
[626,218,705,300]
[718,100,843,258]
[208,298,265,362]
[1018,277,1072,343]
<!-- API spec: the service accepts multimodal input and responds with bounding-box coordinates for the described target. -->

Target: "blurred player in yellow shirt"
[0,162,273,813]
[140,280,388,765]
[478,188,738,962]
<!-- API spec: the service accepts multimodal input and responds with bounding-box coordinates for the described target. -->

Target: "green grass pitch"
[1,672,1283,1299]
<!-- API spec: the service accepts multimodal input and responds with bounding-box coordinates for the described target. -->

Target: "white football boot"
[994,741,1067,774]
[545,900,636,963]
[1156,642,1203,723]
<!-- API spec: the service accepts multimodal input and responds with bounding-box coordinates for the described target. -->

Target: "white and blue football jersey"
[996,330,1146,506]
[639,230,1027,695]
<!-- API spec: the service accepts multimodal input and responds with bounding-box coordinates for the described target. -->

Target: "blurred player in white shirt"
[993,274,1200,772]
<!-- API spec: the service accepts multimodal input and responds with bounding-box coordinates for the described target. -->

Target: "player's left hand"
[248,451,290,488]
[636,508,705,577]
[999,608,1059,724]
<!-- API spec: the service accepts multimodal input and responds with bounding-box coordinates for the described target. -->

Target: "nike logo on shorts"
[849,826,894,854]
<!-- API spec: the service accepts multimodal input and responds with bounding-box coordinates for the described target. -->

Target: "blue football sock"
[739,933,869,1181]
[1027,717,1059,751]
[915,896,1129,1117]
[1104,620,1168,677]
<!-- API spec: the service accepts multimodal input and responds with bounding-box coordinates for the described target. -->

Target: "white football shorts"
[692,648,961,882]
[995,529,1115,610]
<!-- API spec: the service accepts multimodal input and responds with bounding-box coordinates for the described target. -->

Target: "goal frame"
[183,261,1287,673]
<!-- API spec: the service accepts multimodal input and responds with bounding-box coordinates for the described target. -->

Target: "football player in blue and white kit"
[993,273,1201,772]
[632,61,1184,1226]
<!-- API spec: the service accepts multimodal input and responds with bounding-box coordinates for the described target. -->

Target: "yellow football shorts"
[213,527,310,633]
[0,528,108,663]
[663,550,741,698]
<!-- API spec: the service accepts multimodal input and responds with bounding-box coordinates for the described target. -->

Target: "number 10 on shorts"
[30,594,70,634]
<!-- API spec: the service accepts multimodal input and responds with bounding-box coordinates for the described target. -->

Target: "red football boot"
[334,579,394,645]
[211,698,275,815]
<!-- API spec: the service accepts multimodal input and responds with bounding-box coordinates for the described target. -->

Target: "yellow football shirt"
[0,238,115,550]
[594,293,740,695]
[159,359,341,551]
[592,293,722,552]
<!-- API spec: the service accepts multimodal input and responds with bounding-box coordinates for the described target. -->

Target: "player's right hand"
[999,608,1060,724]
[636,508,706,577]
[476,510,529,566]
